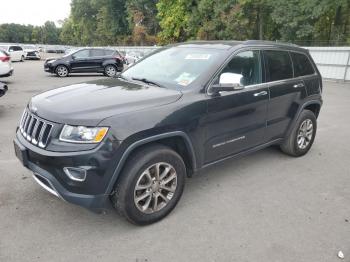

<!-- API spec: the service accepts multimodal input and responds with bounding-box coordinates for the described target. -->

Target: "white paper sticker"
[175,72,196,86]
[185,54,211,60]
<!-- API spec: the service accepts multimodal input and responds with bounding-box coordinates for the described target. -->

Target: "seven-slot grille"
[19,109,53,148]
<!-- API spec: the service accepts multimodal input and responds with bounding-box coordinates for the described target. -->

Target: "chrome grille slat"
[21,112,28,133]
[19,109,54,149]
[19,111,27,131]
[26,117,35,140]
[31,120,41,145]
[23,115,32,136]
[38,123,47,148]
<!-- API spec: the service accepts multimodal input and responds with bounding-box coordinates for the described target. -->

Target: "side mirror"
[71,55,76,60]
[211,72,244,93]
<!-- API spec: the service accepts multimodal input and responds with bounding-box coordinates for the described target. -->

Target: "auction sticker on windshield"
[175,72,197,86]
[185,54,211,60]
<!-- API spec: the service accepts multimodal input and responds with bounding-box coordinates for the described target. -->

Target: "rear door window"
[104,50,115,56]
[264,50,293,81]
[91,49,106,57]
[290,52,315,77]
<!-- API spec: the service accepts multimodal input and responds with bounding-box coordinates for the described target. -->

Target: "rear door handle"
[253,91,268,97]
[293,83,305,88]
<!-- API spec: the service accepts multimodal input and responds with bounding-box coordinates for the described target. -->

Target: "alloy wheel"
[105,65,116,77]
[134,162,177,214]
[56,66,68,77]
[297,119,313,149]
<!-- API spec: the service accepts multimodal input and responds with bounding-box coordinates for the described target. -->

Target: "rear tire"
[55,65,69,77]
[280,110,317,157]
[104,65,117,77]
[111,144,186,225]
[20,55,25,62]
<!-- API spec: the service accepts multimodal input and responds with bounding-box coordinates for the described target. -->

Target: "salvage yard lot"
[0,60,349,262]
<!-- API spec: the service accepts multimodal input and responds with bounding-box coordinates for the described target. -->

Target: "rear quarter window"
[264,50,293,81]
[290,52,315,77]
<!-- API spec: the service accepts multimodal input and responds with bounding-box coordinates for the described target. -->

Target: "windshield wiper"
[131,77,163,88]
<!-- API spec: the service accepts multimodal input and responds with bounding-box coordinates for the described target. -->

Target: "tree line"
[0,0,349,46]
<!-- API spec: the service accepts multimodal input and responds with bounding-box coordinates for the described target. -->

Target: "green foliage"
[0,22,60,44]
[157,0,194,43]
[0,0,349,46]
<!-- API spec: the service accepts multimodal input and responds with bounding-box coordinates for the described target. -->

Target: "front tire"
[55,65,69,77]
[111,144,186,225]
[20,55,25,62]
[280,110,317,157]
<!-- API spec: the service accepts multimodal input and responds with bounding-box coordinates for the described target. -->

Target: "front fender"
[104,131,196,195]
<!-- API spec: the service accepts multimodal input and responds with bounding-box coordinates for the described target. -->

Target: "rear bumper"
[26,55,41,60]
[0,68,13,77]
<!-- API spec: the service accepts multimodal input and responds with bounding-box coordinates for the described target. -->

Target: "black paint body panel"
[15,41,323,211]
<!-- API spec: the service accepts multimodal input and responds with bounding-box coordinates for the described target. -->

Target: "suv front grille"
[19,109,53,148]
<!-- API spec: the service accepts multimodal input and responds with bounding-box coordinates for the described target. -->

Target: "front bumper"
[44,63,55,73]
[14,132,121,212]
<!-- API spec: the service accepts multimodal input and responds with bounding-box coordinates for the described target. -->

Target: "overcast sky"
[0,0,71,26]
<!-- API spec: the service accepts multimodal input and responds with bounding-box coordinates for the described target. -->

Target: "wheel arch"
[303,103,321,118]
[105,131,196,195]
[285,100,322,139]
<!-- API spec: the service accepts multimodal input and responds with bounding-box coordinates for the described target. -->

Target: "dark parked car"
[14,41,322,225]
[44,48,124,77]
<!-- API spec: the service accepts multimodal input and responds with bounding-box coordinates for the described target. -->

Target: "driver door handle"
[293,83,305,88]
[253,91,268,97]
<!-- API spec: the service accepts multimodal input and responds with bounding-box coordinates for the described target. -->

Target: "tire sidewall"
[292,110,317,156]
[118,148,186,225]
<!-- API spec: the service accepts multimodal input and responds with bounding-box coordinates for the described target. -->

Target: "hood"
[30,78,182,126]
[24,49,38,52]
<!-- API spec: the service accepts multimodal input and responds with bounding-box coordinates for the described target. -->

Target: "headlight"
[59,125,109,143]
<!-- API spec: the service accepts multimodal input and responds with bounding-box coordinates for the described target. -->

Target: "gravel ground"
[0,60,349,262]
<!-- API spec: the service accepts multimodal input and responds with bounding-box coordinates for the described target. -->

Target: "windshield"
[122,47,224,89]
[63,49,78,57]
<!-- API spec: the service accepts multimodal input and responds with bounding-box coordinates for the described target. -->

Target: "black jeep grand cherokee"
[14,41,322,225]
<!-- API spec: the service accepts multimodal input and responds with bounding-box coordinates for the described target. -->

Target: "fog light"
[63,167,87,182]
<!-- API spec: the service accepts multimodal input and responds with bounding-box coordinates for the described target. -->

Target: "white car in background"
[0,50,13,77]
[23,45,41,60]
[0,45,25,62]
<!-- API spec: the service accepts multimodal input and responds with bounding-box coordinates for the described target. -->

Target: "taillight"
[0,56,10,62]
